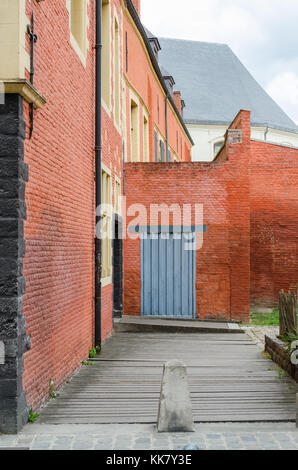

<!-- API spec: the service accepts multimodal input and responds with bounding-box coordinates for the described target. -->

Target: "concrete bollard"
[296,394,298,429]
[157,360,195,432]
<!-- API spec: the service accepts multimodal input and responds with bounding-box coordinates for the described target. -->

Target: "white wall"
[188,123,298,162]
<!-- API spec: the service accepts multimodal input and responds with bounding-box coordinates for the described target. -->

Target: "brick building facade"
[0,0,297,434]
[0,0,192,433]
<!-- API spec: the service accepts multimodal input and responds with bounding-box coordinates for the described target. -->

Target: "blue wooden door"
[141,232,196,318]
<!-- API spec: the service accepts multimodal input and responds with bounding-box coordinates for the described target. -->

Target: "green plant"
[89,346,100,358]
[28,408,39,423]
[262,351,272,360]
[49,378,58,399]
[276,366,288,379]
[82,361,96,366]
[250,310,280,326]
[279,331,298,354]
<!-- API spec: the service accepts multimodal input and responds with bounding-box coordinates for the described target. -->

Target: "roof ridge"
[158,36,229,47]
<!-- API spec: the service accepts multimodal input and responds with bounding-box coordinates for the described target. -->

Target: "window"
[125,32,128,73]
[71,0,85,51]
[159,139,165,162]
[214,140,224,157]
[69,0,88,64]
[114,17,120,125]
[102,0,111,108]
[167,149,171,162]
[154,130,158,162]
[143,114,149,162]
[115,180,121,215]
[101,169,112,280]
[130,99,139,161]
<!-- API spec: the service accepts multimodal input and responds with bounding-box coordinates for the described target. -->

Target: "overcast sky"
[142,0,298,124]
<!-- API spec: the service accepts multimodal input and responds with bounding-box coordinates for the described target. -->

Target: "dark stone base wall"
[0,94,30,433]
[265,334,298,383]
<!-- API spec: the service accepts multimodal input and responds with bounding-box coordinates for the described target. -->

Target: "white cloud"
[141,0,298,123]
[267,72,298,106]
[142,0,267,46]
[266,72,298,121]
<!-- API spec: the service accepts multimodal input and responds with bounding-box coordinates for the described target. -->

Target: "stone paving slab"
[0,423,297,450]
[243,326,279,350]
[114,316,242,334]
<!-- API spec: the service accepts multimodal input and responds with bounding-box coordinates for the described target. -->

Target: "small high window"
[214,140,224,157]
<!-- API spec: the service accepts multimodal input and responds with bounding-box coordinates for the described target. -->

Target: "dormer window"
[214,140,225,157]
[144,27,161,61]
[160,66,175,97]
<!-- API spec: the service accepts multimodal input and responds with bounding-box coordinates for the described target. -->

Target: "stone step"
[114,316,243,334]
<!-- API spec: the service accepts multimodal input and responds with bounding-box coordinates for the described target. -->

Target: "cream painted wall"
[188,123,298,162]
[0,0,30,80]
[187,124,226,162]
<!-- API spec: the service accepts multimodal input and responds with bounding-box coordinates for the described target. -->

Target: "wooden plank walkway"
[38,332,297,424]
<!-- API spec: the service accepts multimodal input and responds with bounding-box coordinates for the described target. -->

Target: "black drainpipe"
[95,0,102,349]
[165,92,169,161]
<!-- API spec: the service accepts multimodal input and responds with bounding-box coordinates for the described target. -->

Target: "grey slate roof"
[158,38,298,133]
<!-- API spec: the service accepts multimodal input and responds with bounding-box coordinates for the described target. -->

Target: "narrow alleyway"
[37,329,297,424]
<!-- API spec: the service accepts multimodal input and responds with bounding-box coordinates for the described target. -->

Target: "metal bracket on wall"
[27,12,38,139]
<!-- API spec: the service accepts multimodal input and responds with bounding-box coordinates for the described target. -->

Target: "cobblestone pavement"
[243,326,279,350]
[0,423,297,450]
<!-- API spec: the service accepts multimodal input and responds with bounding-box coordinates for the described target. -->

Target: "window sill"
[102,98,111,117]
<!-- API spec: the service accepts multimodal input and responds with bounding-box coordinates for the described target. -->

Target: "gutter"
[126,0,194,146]
[95,0,102,349]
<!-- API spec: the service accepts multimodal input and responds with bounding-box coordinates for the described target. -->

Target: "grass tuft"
[249,310,280,326]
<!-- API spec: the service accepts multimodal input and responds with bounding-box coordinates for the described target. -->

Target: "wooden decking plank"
[38,330,297,424]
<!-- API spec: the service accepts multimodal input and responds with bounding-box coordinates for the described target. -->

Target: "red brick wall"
[22,0,122,410]
[250,140,298,309]
[124,112,251,321]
